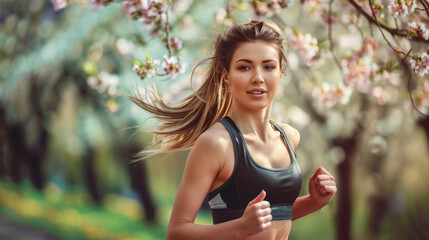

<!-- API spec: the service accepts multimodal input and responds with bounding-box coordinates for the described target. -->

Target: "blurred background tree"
[0,0,428,240]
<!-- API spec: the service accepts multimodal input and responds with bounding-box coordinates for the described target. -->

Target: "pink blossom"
[363,1,384,15]
[253,2,272,16]
[287,106,310,130]
[342,58,379,93]
[409,52,429,76]
[287,29,320,66]
[286,52,299,70]
[408,22,429,40]
[123,0,142,20]
[162,55,186,79]
[369,86,389,105]
[362,37,378,54]
[215,9,233,26]
[87,72,119,95]
[147,0,168,23]
[169,36,182,50]
[123,0,167,25]
[251,0,293,17]
[388,0,416,17]
[133,57,160,80]
[321,10,339,25]
[303,0,324,20]
[216,8,227,22]
[312,82,352,107]
[89,0,111,9]
[342,37,380,93]
[50,0,67,10]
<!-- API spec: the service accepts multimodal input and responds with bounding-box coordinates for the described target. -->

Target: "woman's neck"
[227,104,274,142]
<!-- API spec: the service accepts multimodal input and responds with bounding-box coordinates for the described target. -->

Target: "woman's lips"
[247,89,267,97]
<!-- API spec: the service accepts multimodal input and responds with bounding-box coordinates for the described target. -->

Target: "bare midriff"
[242,220,291,240]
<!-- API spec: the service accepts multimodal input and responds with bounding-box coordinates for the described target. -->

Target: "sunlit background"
[1,0,429,239]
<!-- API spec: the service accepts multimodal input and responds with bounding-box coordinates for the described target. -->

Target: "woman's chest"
[245,134,292,169]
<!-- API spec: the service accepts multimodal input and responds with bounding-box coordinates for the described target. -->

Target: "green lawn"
[0,179,168,240]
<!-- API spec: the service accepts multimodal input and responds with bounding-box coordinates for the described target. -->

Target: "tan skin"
[166,41,337,240]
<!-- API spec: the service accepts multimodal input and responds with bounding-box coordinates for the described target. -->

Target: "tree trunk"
[0,105,5,179]
[27,80,48,190]
[366,141,389,239]
[28,128,48,190]
[83,147,103,204]
[368,195,389,238]
[417,116,429,148]
[7,124,26,184]
[334,137,357,240]
[127,161,157,223]
[123,142,157,223]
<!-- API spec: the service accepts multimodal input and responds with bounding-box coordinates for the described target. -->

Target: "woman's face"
[226,41,282,112]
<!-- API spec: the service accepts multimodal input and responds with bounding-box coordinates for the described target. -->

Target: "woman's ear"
[222,68,230,85]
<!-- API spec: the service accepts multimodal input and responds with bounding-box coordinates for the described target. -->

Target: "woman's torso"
[206,118,301,240]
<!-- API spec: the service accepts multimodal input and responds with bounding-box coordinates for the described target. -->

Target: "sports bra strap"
[218,117,243,164]
[269,120,297,159]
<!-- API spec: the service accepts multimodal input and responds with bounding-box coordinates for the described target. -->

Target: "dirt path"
[0,214,62,240]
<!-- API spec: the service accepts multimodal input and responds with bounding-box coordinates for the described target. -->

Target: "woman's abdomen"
[242,219,291,240]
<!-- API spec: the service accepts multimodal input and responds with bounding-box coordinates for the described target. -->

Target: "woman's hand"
[308,166,337,209]
[239,190,272,236]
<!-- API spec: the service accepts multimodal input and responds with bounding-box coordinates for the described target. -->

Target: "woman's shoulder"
[192,122,231,154]
[184,122,232,174]
[277,122,301,150]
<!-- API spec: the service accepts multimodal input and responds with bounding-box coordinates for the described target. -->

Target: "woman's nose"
[252,69,264,83]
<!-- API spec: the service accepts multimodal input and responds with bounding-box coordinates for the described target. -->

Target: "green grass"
[0,179,168,240]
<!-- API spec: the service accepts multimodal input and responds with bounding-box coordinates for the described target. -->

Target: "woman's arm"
[166,129,272,240]
[292,166,336,221]
[278,123,336,221]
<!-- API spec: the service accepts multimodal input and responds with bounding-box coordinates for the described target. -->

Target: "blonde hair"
[129,19,288,157]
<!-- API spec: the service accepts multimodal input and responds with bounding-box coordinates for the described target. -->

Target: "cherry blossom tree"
[51,0,427,113]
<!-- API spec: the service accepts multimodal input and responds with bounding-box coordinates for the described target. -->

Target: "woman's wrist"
[234,217,248,239]
[306,194,325,210]
[299,195,323,212]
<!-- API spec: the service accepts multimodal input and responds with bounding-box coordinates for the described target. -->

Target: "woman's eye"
[238,66,250,70]
[264,65,276,70]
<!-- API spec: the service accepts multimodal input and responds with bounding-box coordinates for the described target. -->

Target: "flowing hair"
[129,19,288,158]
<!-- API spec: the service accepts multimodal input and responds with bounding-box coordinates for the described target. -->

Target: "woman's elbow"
[166,222,182,240]
[166,226,175,240]
[166,231,174,240]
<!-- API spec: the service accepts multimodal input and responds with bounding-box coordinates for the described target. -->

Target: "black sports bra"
[206,117,302,224]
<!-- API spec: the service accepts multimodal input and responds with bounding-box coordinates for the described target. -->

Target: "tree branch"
[328,0,343,71]
[347,0,427,42]
[419,0,429,18]
[225,0,232,17]
[369,0,408,56]
[401,49,429,117]
[407,74,429,117]
[165,3,172,57]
